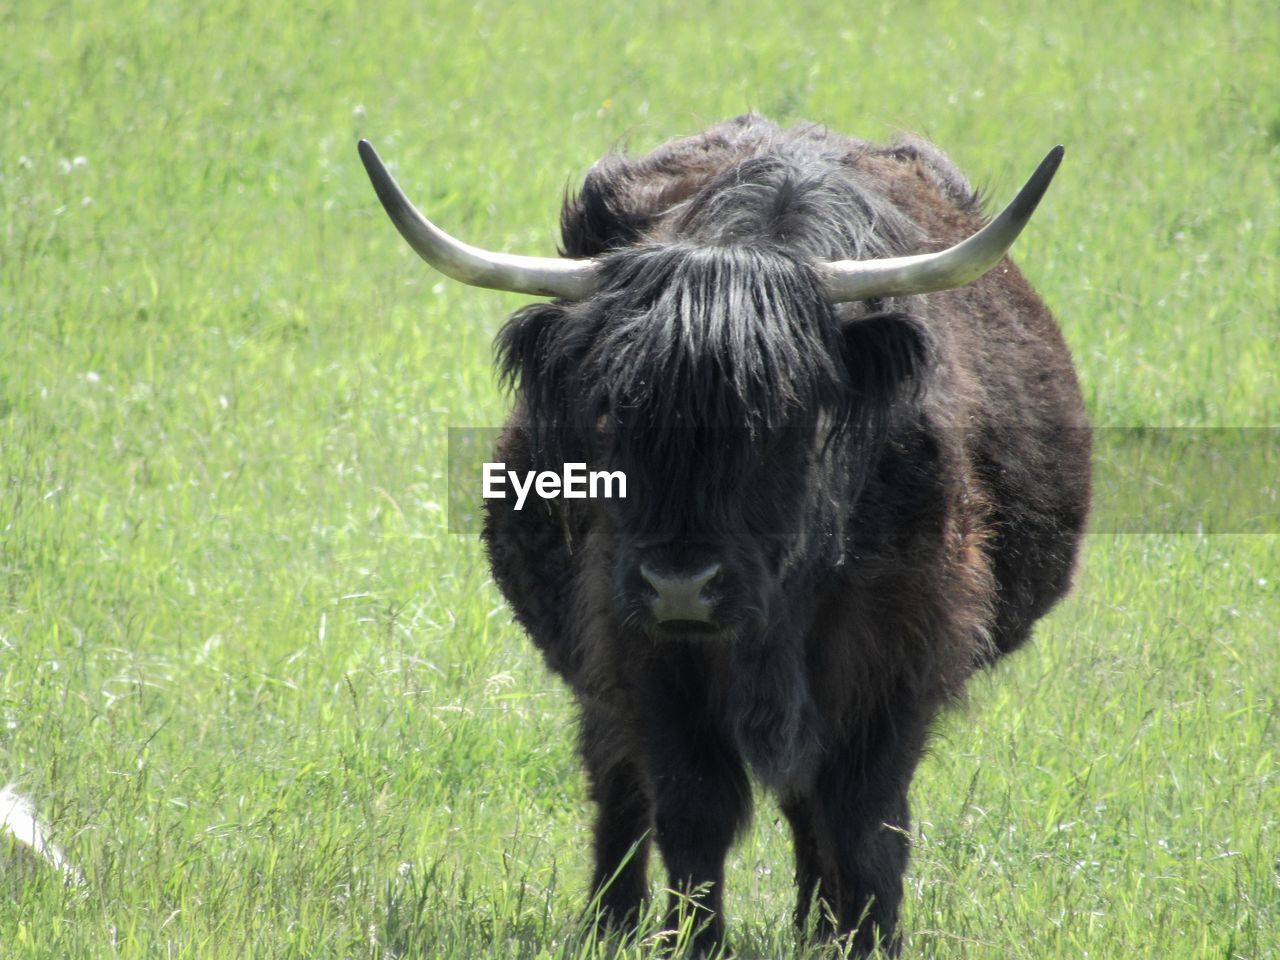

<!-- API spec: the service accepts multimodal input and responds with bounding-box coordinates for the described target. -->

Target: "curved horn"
[358,140,601,300]
[816,146,1064,303]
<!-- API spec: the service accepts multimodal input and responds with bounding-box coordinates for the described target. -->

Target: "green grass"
[2,0,1277,957]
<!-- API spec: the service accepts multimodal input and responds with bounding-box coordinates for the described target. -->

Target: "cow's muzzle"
[639,562,722,625]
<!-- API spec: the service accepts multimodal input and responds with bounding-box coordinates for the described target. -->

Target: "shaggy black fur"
[481,114,1091,956]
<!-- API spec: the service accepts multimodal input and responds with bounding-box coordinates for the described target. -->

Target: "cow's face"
[600,415,839,640]
[497,244,931,641]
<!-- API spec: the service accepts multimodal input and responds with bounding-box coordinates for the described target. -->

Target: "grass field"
[2,0,1277,957]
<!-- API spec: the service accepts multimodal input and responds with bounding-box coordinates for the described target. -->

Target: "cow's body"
[420,114,1088,955]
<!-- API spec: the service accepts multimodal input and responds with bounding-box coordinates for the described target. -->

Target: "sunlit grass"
[2,0,1277,957]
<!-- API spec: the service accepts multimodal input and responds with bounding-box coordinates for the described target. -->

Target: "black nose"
[639,563,722,623]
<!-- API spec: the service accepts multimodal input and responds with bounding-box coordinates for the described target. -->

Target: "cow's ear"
[840,312,932,404]
[495,302,586,460]
[495,302,566,395]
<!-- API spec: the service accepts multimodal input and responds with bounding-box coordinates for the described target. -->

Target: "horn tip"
[359,140,388,174]
[1017,146,1065,213]
[357,140,388,184]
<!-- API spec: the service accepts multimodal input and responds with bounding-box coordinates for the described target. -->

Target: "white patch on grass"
[0,784,83,885]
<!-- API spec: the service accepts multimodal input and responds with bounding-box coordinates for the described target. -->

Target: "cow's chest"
[722,640,825,794]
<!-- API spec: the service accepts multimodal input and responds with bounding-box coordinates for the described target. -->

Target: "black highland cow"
[360,115,1091,956]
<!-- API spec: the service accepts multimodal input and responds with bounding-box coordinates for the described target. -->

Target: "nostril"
[639,563,722,623]
[639,565,658,596]
[639,562,721,593]
[690,562,721,592]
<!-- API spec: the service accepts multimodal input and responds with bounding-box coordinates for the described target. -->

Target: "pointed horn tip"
[1038,145,1065,178]
[1008,145,1066,220]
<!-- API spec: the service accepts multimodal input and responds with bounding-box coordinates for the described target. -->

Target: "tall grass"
[2,1,1276,957]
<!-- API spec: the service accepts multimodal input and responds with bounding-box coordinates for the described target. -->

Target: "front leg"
[645,666,752,956]
[580,712,653,934]
[792,711,929,956]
